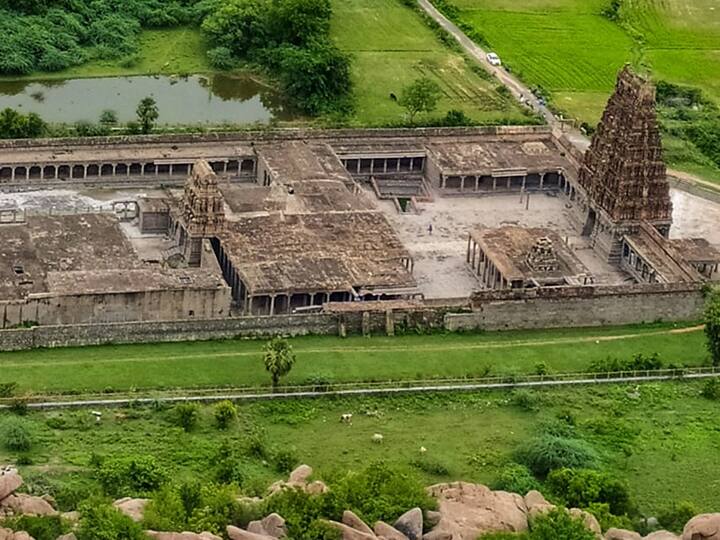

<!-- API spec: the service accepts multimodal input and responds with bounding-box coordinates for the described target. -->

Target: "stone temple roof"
[471,226,589,285]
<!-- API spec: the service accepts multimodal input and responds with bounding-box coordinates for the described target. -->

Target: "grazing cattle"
[340,413,353,423]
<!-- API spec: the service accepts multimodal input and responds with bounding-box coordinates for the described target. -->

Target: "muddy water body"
[0,73,294,124]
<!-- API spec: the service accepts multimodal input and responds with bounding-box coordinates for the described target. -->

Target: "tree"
[529,508,597,540]
[76,499,147,540]
[201,0,269,56]
[136,96,159,134]
[704,289,720,365]
[263,338,296,389]
[398,77,442,123]
[100,109,118,126]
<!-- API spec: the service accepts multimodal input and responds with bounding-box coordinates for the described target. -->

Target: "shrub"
[493,463,540,495]
[171,403,200,432]
[529,508,597,540]
[76,499,146,540]
[207,46,236,70]
[511,389,538,411]
[213,400,237,430]
[212,441,245,485]
[323,462,437,525]
[657,500,699,533]
[96,455,168,498]
[513,435,598,477]
[409,456,451,476]
[0,417,32,451]
[2,516,70,540]
[585,502,634,532]
[0,382,18,397]
[701,378,720,400]
[545,468,631,515]
[274,448,299,474]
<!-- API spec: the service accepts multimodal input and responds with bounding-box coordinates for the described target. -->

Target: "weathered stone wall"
[448,283,704,331]
[1,286,232,329]
[0,283,705,351]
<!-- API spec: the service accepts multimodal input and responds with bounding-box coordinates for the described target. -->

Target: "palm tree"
[263,338,296,390]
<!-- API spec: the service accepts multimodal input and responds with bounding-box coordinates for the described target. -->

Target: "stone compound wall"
[0,283,706,351]
[448,282,704,331]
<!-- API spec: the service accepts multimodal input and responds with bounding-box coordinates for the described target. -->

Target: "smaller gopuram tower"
[178,160,225,266]
[576,65,673,262]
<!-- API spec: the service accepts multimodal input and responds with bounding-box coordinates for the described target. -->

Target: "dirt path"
[0,325,703,369]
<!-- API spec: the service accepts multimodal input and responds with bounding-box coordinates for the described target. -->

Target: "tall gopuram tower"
[575,65,673,262]
[178,160,226,266]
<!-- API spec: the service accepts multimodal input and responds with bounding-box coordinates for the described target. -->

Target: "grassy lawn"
[0,322,705,395]
[331,0,527,125]
[2,380,720,518]
[453,0,720,116]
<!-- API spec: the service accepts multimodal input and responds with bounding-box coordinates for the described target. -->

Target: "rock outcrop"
[268,465,328,496]
[393,508,423,540]
[146,532,222,540]
[227,526,275,540]
[682,513,720,540]
[113,497,149,523]
[0,471,22,501]
[0,529,34,540]
[427,482,529,539]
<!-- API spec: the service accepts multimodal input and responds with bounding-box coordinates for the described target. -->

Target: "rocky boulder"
[524,491,556,518]
[683,513,720,540]
[0,494,56,517]
[0,531,34,540]
[113,497,149,523]
[227,526,275,540]
[288,465,313,486]
[569,508,601,538]
[324,520,377,540]
[343,511,374,535]
[427,482,529,540]
[644,532,679,540]
[373,521,407,540]
[605,528,642,540]
[146,532,222,540]
[56,534,78,540]
[0,471,22,501]
[393,508,422,540]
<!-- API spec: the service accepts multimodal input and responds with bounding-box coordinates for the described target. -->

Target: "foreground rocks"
[268,465,328,496]
[0,468,57,520]
[146,532,222,540]
[113,497,149,523]
[682,513,720,540]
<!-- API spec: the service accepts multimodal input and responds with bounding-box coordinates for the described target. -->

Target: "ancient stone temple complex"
[0,66,718,336]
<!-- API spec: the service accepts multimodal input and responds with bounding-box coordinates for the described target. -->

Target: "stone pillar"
[474,176,479,191]
[270,295,276,316]
[540,173,545,189]
[370,160,375,174]
[396,159,401,172]
[362,311,371,337]
[409,157,415,171]
[383,159,388,173]
[521,175,526,191]
[466,235,472,263]
[357,160,361,174]
[385,310,395,336]
[492,177,497,191]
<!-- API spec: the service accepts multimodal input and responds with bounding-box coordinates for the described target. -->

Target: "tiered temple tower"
[526,237,559,273]
[178,160,225,266]
[575,65,673,262]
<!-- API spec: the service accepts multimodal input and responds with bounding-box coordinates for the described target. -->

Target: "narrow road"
[416,0,717,186]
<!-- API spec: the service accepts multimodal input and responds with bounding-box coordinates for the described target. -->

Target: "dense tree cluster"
[0,0,210,75]
[201,0,353,114]
[0,107,46,138]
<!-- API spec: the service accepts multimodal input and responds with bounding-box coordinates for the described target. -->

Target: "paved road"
[416,0,720,186]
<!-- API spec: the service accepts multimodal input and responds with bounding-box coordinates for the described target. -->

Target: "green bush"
[529,508,597,540]
[585,502,634,532]
[511,390,538,411]
[657,500,699,533]
[409,456,451,476]
[213,400,237,430]
[0,382,18,397]
[701,378,720,400]
[76,499,147,540]
[213,441,245,485]
[545,468,631,515]
[96,455,168,498]
[2,516,71,540]
[274,448,299,474]
[171,403,200,432]
[513,435,598,477]
[493,463,540,495]
[207,46,236,70]
[0,417,32,451]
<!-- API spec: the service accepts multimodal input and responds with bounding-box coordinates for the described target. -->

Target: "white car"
[486,52,502,66]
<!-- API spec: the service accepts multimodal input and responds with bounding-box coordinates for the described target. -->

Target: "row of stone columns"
[342,156,425,175]
[442,171,563,192]
[467,235,509,289]
[0,158,257,183]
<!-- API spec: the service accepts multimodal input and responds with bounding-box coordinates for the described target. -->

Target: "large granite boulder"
[683,514,720,540]
[146,532,222,540]
[324,520,377,540]
[644,532,680,540]
[113,497,149,523]
[0,471,22,501]
[288,465,313,486]
[373,521,407,540]
[343,511,374,535]
[569,508,601,538]
[393,508,422,540]
[605,528,642,540]
[426,482,528,540]
[0,494,56,517]
[227,526,275,540]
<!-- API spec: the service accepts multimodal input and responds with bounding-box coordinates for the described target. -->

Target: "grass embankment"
[451,0,720,181]
[0,322,705,395]
[1,380,719,518]
[331,0,526,125]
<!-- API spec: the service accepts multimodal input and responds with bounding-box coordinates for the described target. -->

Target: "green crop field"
[331,0,526,125]
[2,381,720,518]
[454,0,720,123]
[0,322,705,395]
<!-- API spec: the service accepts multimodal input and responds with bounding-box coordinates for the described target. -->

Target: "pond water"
[0,74,294,125]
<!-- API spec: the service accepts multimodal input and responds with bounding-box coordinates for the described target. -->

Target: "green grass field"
[0,322,705,395]
[2,381,720,518]
[331,0,526,125]
[454,0,720,115]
